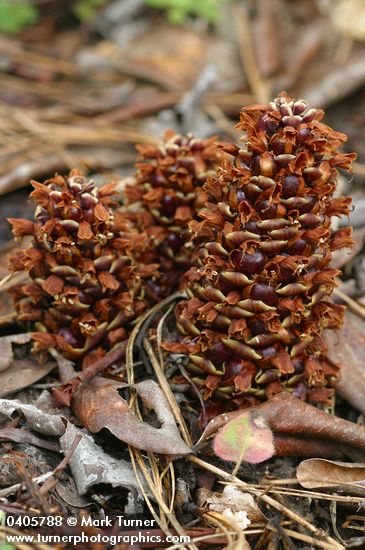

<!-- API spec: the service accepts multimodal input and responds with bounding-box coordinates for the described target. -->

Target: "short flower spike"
[125,130,223,297]
[167,92,356,415]
[8,169,159,367]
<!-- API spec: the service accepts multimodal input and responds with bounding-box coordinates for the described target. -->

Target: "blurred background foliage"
[0,0,229,33]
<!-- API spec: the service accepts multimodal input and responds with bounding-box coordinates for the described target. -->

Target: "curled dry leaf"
[197,393,365,460]
[73,377,192,456]
[297,458,365,496]
[325,311,365,415]
[0,399,65,436]
[0,333,32,372]
[60,422,153,498]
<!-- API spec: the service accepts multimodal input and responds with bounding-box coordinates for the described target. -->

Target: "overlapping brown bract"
[125,130,223,297]
[167,92,356,416]
[7,169,159,367]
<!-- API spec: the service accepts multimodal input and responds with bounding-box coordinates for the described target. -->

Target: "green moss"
[145,0,227,24]
[73,0,107,22]
[0,0,38,34]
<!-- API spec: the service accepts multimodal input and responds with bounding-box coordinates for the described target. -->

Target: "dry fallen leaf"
[213,409,275,464]
[73,377,192,456]
[325,311,365,415]
[196,393,365,460]
[204,485,265,524]
[60,422,153,498]
[0,332,56,397]
[0,359,56,398]
[297,458,365,496]
[0,333,32,372]
[0,399,65,436]
[0,426,60,452]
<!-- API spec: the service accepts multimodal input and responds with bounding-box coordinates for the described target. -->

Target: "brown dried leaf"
[325,311,365,415]
[297,458,365,495]
[73,377,192,456]
[0,333,32,372]
[0,358,56,397]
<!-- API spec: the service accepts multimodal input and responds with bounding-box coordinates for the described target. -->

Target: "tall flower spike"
[124,130,223,298]
[8,169,159,368]
[166,92,356,418]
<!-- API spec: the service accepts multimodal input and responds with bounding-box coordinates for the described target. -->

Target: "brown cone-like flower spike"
[166,93,356,416]
[8,169,159,367]
[124,129,223,297]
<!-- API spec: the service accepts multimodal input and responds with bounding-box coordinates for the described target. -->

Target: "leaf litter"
[73,377,192,456]
[60,422,153,498]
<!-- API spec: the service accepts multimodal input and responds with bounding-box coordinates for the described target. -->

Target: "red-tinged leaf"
[255,394,365,453]
[325,311,365,415]
[73,377,192,456]
[213,410,274,464]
